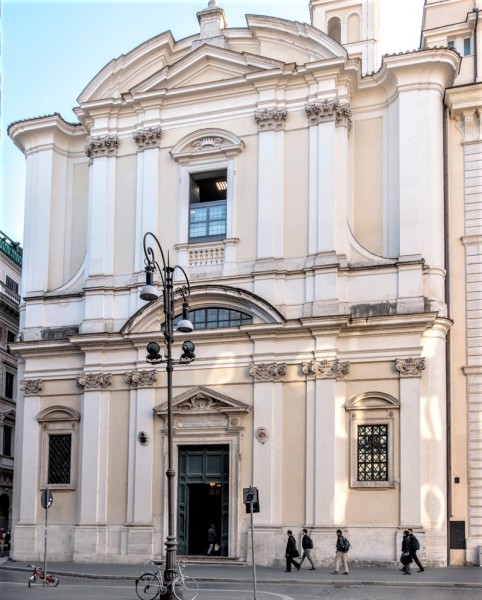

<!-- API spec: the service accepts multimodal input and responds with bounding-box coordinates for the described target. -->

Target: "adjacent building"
[7,0,482,566]
[0,231,22,533]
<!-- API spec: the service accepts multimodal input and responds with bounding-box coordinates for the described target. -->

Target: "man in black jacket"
[299,528,316,569]
[284,530,301,572]
[408,529,424,572]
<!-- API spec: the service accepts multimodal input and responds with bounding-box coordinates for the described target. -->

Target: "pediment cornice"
[154,385,251,416]
[130,45,287,94]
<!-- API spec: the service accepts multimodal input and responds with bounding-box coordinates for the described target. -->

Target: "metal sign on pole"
[243,487,260,600]
[40,489,53,587]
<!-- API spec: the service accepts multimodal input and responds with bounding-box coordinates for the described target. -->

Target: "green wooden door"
[177,445,229,556]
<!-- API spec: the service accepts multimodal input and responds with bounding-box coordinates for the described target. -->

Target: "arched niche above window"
[170,128,245,163]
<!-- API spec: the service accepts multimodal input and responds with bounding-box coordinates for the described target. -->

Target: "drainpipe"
[442,100,452,566]
[474,7,479,82]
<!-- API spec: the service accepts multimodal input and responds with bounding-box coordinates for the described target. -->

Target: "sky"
[1,0,425,244]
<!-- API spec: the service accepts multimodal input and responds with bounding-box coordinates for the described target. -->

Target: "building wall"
[9,0,479,566]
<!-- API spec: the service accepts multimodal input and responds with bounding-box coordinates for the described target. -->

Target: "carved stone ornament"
[76,373,112,390]
[133,127,162,150]
[255,426,269,444]
[84,136,119,164]
[305,99,352,130]
[254,108,288,131]
[124,370,157,387]
[192,137,225,151]
[302,359,350,379]
[177,394,226,411]
[248,363,287,382]
[395,358,426,377]
[454,109,481,143]
[19,379,43,395]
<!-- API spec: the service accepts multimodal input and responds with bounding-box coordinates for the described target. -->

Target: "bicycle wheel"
[27,575,37,588]
[173,575,199,600]
[47,575,60,587]
[136,573,161,600]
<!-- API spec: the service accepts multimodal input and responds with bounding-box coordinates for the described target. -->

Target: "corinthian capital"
[302,359,350,379]
[249,362,286,382]
[133,126,162,150]
[124,370,157,387]
[254,108,288,131]
[396,358,426,377]
[84,135,119,164]
[76,372,112,390]
[19,379,43,395]
[305,99,352,130]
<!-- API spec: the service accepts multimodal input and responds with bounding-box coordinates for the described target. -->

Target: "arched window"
[327,17,341,43]
[174,307,252,330]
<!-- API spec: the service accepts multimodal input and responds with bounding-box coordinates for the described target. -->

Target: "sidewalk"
[1,557,481,588]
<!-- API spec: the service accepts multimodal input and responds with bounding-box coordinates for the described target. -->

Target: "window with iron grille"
[5,275,19,294]
[48,434,72,485]
[357,424,388,482]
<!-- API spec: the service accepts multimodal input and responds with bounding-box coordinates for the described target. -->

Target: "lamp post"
[139,232,195,599]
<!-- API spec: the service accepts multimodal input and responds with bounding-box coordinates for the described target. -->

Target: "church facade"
[8,0,481,566]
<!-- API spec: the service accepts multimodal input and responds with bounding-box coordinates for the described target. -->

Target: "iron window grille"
[174,308,252,330]
[47,434,72,485]
[357,424,388,482]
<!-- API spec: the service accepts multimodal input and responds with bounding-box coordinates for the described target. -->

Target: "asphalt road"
[0,571,481,600]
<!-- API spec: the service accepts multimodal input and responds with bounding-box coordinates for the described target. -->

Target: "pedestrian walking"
[284,530,301,572]
[331,529,350,574]
[408,528,425,572]
[299,528,316,569]
[400,530,412,574]
[207,523,216,555]
[0,527,6,557]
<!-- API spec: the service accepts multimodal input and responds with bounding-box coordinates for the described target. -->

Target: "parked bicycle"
[135,560,199,600]
[27,564,60,588]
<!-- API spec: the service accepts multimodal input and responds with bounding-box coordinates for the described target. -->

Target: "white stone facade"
[7,0,480,566]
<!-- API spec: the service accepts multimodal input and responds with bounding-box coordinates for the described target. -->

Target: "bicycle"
[135,560,199,600]
[27,564,60,588]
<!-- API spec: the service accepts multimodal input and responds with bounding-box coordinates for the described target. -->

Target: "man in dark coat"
[408,528,424,572]
[400,530,412,574]
[299,528,316,569]
[284,530,300,572]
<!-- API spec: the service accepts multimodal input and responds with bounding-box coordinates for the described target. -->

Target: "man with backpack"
[299,528,316,570]
[408,528,424,572]
[331,529,350,574]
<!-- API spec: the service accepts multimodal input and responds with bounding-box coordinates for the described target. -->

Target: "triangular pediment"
[131,45,287,94]
[154,385,251,416]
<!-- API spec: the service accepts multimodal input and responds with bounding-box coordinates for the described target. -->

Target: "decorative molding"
[76,372,112,390]
[124,370,157,387]
[84,135,119,164]
[395,358,426,377]
[254,108,288,131]
[170,128,244,162]
[305,99,352,130]
[302,359,350,379]
[155,385,251,416]
[453,109,481,143]
[255,426,269,444]
[249,362,286,382]
[19,379,43,395]
[133,127,162,150]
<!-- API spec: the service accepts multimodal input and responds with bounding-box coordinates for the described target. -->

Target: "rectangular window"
[464,38,471,56]
[447,40,455,49]
[3,425,13,457]
[189,170,227,242]
[48,434,72,485]
[5,275,19,294]
[5,371,15,399]
[357,424,388,482]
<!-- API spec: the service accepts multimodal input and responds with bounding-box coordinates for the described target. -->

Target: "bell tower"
[310,0,379,73]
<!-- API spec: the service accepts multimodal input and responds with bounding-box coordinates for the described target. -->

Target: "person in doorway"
[207,524,216,555]
[408,528,424,572]
[284,530,301,572]
[400,530,412,574]
[0,527,6,557]
[299,528,316,570]
[331,529,349,574]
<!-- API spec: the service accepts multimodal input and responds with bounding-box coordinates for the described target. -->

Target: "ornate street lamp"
[140,232,195,598]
